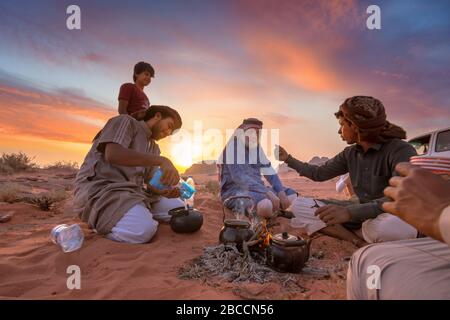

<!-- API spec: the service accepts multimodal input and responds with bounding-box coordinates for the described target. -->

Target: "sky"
[0,0,449,171]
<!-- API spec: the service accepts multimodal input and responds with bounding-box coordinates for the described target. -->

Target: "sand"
[0,169,358,299]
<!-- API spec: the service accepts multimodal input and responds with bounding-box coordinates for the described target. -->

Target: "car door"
[408,134,432,156]
[433,129,450,158]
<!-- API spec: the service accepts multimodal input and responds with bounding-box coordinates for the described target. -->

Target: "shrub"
[0,152,36,173]
[44,161,79,171]
[0,183,26,203]
[27,189,69,211]
[202,180,220,195]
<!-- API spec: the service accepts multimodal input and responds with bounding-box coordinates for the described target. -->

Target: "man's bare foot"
[318,224,365,246]
[351,229,368,247]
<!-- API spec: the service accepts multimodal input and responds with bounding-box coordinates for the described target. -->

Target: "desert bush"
[0,152,36,173]
[44,161,79,171]
[0,183,26,203]
[27,189,69,211]
[201,180,220,195]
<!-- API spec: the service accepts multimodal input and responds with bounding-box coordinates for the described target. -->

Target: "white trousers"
[347,237,450,299]
[289,197,417,243]
[361,213,417,243]
[106,197,184,244]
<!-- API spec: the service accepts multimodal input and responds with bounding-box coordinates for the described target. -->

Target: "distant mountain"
[184,161,217,175]
[308,156,329,166]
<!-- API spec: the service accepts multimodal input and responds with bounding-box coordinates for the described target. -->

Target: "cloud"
[242,34,340,92]
[0,73,115,144]
[372,70,409,80]
[0,0,448,165]
[232,0,362,46]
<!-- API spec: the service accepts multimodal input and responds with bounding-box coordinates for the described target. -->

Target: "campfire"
[222,196,299,258]
[240,216,281,258]
[179,195,313,287]
[244,219,272,249]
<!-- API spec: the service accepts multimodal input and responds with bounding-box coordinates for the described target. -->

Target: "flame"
[258,219,272,248]
[263,233,272,247]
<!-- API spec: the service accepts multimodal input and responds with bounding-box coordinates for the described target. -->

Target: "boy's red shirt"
[118,83,150,114]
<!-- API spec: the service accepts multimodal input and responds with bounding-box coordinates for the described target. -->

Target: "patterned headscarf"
[335,96,406,142]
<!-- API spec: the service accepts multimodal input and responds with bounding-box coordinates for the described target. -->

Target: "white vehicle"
[408,127,450,159]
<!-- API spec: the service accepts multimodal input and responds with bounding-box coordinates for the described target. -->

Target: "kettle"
[168,206,203,233]
[266,232,311,273]
[219,219,254,249]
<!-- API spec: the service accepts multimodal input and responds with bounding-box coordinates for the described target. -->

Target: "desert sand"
[0,169,358,300]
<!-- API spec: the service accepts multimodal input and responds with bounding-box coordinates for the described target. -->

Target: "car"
[408,126,450,159]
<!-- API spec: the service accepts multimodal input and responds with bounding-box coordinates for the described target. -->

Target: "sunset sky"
[0,0,449,171]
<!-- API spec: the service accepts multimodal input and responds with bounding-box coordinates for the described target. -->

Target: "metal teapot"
[219,219,254,248]
[168,206,203,233]
[266,232,311,273]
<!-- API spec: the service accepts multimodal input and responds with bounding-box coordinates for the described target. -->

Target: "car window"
[436,130,450,153]
[409,135,431,155]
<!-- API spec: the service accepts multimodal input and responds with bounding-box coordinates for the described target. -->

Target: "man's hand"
[315,205,351,226]
[159,157,180,186]
[278,191,291,210]
[147,185,181,198]
[383,162,450,242]
[275,145,290,162]
[266,191,281,211]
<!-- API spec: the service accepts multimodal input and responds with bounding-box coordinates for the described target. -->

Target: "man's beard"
[152,125,162,140]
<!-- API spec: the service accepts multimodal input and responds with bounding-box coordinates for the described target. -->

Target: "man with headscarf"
[276,96,418,245]
[219,118,297,218]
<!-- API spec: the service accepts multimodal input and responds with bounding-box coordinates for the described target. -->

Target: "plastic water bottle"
[185,176,195,208]
[50,224,84,253]
[148,167,196,201]
[186,176,195,189]
[179,178,196,201]
[148,167,166,190]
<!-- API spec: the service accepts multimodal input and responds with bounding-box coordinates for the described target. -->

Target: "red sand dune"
[0,170,357,299]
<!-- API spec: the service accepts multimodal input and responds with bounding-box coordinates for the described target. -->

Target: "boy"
[277,96,418,245]
[118,61,154,115]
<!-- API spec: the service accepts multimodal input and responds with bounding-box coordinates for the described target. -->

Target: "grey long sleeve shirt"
[285,139,417,222]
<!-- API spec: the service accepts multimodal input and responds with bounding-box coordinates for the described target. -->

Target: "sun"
[170,141,203,173]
